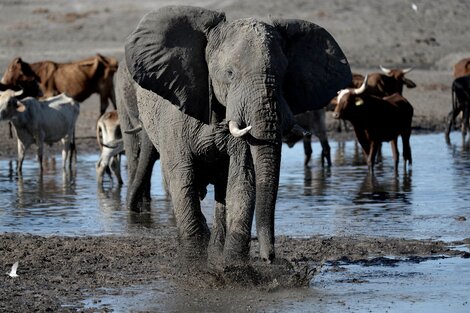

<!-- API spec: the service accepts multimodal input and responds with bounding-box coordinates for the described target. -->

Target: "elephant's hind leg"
[166,161,211,264]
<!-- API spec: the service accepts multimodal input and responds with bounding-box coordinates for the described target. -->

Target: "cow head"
[0,89,26,120]
[332,74,368,120]
[379,65,417,90]
[1,57,43,98]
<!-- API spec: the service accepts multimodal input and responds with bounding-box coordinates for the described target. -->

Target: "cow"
[283,109,331,166]
[1,79,43,138]
[0,89,80,173]
[1,53,118,115]
[332,75,414,172]
[453,58,470,79]
[445,75,470,142]
[290,66,416,166]
[96,110,124,185]
[350,66,416,97]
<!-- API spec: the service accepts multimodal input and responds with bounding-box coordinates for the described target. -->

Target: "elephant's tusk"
[124,125,142,134]
[228,120,252,137]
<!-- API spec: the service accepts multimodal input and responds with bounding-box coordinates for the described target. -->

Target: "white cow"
[0,90,80,173]
[96,110,123,185]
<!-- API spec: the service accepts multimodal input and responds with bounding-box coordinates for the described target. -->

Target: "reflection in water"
[15,163,77,213]
[303,166,331,197]
[0,133,469,241]
[353,171,412,205]
[333,139,365,167]
[446,136,470,212]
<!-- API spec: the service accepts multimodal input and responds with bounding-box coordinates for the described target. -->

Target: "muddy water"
[1,132,470,312]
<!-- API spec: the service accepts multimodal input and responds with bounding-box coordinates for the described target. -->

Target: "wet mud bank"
[1,233,469,312]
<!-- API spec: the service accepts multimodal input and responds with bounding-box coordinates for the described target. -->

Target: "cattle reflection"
[97,184,152,228]
[353,171,412,206]
[96,183,176,230]
[333,139,365,167]
[15,161,77,211]
[303,165,331,197]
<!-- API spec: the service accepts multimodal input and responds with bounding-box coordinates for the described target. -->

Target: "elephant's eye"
[226,69,234,80]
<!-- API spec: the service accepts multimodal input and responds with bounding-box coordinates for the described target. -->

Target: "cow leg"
[110,155,123,185]
[319,138,332,167]
[445,110,456,141]
[16,140,27,174]
[100,93,109,115]
[61,137,72,170]
[354,130,371,167]
[401,132,412,169]
[36,141,44,172]
[368,141,381,172]
[109,87,117,111]
[302,134,312,166]
[96,154,110,185]
[462,103,470,143]
[390,139,399,172]
[376,142,383,164]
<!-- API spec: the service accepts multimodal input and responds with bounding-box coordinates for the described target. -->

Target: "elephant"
[116,5,351,266]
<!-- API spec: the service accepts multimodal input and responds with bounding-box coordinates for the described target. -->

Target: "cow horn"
[124,125,142,134]
[379,65,392,75]
[402,67,413,74]
[352,74,368,95]
[228,120,252,138]
[14,89,23,97]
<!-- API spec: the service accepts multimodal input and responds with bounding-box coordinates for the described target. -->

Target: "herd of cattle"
[0,54,470,182]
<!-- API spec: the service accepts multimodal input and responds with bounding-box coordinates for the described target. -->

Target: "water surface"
[1,132,469,242]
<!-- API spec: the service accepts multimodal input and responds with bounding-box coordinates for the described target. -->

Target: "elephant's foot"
[207,231,226,269]
[127,187,152,212]
[219,257,316,288]
[177,233,210,267]
[222,232,251,266]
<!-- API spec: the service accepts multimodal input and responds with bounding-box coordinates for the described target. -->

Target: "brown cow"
[332,75,414,172]
[352,66,416,96]
[1,53,118,115]
[453,58,470,79]
[331,67,416,132]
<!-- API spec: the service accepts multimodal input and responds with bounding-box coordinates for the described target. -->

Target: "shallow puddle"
[81,257,470,313]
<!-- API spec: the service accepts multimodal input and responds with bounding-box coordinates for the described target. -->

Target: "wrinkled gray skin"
[116,64,160,211]
[116,6,351,266]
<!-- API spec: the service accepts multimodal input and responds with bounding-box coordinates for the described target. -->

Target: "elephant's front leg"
[207,180,227,267]
[166,162,211,263]
[223,140,255,264]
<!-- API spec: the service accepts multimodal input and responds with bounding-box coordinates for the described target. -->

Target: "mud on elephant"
[116,6,351,266]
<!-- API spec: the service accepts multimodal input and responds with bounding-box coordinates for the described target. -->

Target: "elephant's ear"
[272,19,352,114]
[125,6,226,124]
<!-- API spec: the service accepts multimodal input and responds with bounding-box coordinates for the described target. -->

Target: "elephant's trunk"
[251,142,281,263]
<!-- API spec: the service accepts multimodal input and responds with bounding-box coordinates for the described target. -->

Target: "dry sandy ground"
[0,0,470,311]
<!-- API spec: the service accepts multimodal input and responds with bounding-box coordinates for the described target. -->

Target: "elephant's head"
[125,6,351,262]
